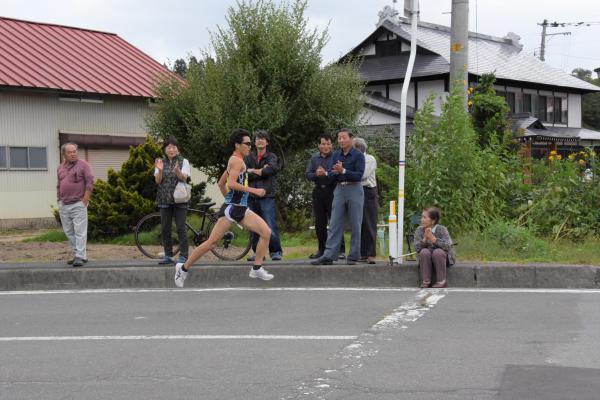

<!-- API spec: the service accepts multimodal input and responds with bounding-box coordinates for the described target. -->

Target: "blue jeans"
[323,184,364,261]
[249,197,283,255]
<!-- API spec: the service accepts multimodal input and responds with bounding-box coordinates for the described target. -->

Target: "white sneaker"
[174,263,188,288]
[249,267,274,281]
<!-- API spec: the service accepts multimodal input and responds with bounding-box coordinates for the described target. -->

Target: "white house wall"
[360,108,400,125]
[568,93,582,128]
[388,83,415,108]
[0,90,149,220]
[417,80,445,115]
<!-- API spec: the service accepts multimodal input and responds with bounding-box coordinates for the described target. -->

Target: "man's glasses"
[241,142,252,146]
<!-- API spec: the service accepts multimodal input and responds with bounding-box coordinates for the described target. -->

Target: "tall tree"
[148,0,364,179]
[172,58,188,77]
[572,68,600,130]
[572,68,593,82]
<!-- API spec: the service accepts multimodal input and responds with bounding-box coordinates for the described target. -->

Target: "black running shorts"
[218,203,248,223]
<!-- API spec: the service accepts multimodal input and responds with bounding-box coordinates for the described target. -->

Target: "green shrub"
[86,137,211,239]
[406,85,508,233]
[276,148,314,231]
[482,220,551,257]
[516,149,600,239]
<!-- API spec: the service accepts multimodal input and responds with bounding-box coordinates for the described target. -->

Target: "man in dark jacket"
[245,130,283,260]
[305,133,345,259]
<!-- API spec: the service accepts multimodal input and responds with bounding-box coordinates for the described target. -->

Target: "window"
[547,95,554,123]
[375,40,402,57]
[538,96,547,122]
[10,147,28,169]
[495,91,516,114]
[506,92,516,114]
[29,147,47,169]
[5,146,48,170]
[0,147,6,169]
[523,94,532,113]
[554,97,562,123]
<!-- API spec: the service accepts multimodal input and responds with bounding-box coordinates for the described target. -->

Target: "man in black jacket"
[245,130,283,260]
[305,133,345,259]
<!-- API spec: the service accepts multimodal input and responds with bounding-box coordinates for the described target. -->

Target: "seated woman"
[413,207,455,288]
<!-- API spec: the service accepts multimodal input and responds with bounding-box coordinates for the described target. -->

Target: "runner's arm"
[217,170,228,197]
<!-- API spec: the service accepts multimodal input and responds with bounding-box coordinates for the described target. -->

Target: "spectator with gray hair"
[57,142,94,267]
[354,137,378,264]
[414,207,456,288]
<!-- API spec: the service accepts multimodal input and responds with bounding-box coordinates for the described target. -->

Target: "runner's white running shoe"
[174,263,188,288]
[249,267,274,281]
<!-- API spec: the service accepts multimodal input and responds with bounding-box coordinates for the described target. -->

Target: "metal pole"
[395,0,419,264]
[449,0,469,109]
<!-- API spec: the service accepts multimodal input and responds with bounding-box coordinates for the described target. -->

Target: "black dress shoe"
[309,251,324,259]
[68,258,88,265]
[72,257,85,267]
[311,257,333,265]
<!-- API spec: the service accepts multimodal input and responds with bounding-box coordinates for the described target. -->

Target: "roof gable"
[0,17,177,98]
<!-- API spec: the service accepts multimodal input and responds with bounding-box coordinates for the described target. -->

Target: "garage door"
[86,148,130,181]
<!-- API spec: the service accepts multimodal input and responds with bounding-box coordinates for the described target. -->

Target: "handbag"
[173,181,192,203]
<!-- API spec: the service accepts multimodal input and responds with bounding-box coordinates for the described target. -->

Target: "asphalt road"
[1,288,599,400]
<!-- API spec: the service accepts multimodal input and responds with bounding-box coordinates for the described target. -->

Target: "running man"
[174,129,274,287]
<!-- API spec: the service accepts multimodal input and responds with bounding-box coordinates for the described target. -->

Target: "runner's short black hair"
[254,130,270,143]
[229,128,251,151]
[318,133,332,143]
[162,137,179,152]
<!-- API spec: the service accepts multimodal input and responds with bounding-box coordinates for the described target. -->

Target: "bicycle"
[134,202,252,261]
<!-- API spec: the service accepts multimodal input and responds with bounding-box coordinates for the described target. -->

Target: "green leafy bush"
[482,220,551,257]
[86,138,211,239]
[516,149,600,239]
[276,148,314,231]
[406,85,508,233]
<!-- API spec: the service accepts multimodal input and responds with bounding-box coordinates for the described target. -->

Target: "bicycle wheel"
[208,214,253,261]
[134,212,180,259]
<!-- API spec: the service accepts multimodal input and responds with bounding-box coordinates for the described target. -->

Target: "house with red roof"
[0,17,180,227]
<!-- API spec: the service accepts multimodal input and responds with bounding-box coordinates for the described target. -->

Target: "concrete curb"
[0,261,599,291]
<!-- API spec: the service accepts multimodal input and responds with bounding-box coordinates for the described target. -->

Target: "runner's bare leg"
[182,217,232,270]
[240,209,271,266]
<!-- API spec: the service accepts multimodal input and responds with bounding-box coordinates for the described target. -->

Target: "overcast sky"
[3,0,600,75]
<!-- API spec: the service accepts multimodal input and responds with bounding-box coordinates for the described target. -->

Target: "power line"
[537,19,599,61]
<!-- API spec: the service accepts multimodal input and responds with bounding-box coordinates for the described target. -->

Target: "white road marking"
[1,287,600,295]
[286,289,447,399]
[0,335,356,342]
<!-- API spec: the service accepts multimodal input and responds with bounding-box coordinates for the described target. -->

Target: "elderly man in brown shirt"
[57,142,94,267]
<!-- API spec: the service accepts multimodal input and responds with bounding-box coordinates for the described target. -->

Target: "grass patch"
[455,234,600,264]
[92,233,137,246]
[20,225,600,265]
[23,230,67,243]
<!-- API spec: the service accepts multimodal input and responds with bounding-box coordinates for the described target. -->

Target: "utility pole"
[538,19,599,62]
[539,19,548,61]
[449,0,469,109]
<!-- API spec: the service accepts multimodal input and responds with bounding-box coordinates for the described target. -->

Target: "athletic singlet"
[224,159,249,207]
